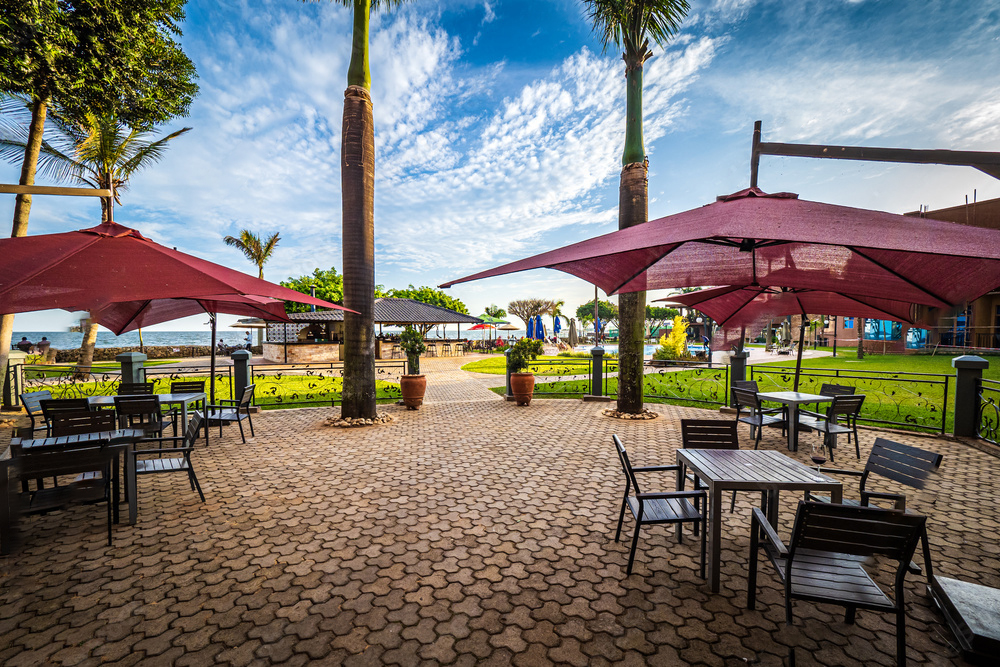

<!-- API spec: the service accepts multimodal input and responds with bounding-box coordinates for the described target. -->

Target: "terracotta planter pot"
[510,372,535,406]
[400,374,426,410]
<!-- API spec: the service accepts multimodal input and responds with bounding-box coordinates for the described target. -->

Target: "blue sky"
[6,0,1000,332]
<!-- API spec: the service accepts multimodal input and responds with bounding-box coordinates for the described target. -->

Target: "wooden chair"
[118,382,155,395]
[612,435,707,577]
[679,419,764,514]
[170,381,205,394]
[732,388,786,449]
[748,501,927,667]
[14,442,118,546]
[19,390,52,435]
[49,410,117,437]
[40,399,92,434]
[114,395,171,437]
[130,414,206,506]
[200,384,256,443]
[798,394,866,460]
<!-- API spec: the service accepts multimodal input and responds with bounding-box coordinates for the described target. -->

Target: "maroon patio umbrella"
[0,222,338,313]
[659,285,923,389]
[441,188,1000,308]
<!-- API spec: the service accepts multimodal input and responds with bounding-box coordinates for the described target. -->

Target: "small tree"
[281,267,344,312]
[484,304,507,320]
[653,316,690,360]
[399,326,426,375]
[224,230,280,279]
[576,300,618,335]
[507,338,543,373]
[508,298,556,329]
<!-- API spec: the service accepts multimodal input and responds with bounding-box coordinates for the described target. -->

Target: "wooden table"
[88,392,209,445]
[675,449,843,593]
[755,391,834,452]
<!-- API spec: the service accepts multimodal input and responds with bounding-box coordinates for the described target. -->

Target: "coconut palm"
[582,0,690,414]
[325,0,409,419]
[0,105,191,372]
[223,230,281,280]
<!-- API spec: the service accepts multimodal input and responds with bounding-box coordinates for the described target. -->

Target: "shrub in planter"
[399,327,427,409]
[508,338,543,406]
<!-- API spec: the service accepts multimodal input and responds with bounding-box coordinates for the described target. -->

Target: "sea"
[13,331,215,349]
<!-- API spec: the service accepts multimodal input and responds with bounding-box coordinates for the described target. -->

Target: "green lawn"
[24,359,178,379]
[462,355,599,376]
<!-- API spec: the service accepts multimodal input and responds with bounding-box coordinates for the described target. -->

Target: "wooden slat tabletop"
[8,429,147,454]
[677,449,840,490]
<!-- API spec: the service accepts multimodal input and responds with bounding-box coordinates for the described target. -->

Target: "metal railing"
[978,378,1000,446]
[144,365,234,400]
[749,365,950,434]
[249,360,406,408]
[525,359,592,397]
[11,363,124,401]
[634,360,729,407]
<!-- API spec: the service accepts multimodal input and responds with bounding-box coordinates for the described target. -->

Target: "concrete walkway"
[0,356,994,666]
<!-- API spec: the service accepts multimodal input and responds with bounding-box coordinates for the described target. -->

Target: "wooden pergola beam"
[0,184,112,197]
[749,120,1000,187]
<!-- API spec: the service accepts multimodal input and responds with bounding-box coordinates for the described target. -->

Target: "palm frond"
[117,127,192,179]
[260,232,281,263]
[582,0,689,55]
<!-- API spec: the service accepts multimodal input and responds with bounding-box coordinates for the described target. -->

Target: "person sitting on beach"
[36,337,50,354]
[15,336,33,353]
[217,338,227,353]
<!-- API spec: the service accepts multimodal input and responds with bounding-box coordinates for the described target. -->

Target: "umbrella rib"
[821,290,917,325]
[114,299,155,335]
[606,243,682,295]
[846,247,950,307]
[716,286,766,327]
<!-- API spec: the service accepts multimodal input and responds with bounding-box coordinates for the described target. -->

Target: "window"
[864,319,902,341]
[906,328,928,349]
[844,317,854,330]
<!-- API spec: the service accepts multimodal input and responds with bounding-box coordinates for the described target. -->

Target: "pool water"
[573,344,709,357]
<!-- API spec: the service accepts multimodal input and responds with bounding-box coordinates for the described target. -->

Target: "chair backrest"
[118,382,155,395]
[40,398,91,424]
[789,501,925,564]
[819,383,855,397]
[20,390,52,417]
[49,410,117,437]
[732,387,761,412]
[113,395,161,417]
[681,419,738,450]
[827,394,865,418]
[170,381,205,394]
[182,413,204,446]
[16,443,116,481]
[731,380,759,394]
[863,437,943,491]
[237,384,256,409]
[611,434,642,495]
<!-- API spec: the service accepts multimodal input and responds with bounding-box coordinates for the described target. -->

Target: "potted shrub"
[399,326,427,409]
[507,338,544,406]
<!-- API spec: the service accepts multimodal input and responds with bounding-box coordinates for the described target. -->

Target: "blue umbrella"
[535,315,545,340]
[553,317,562,336]
[526,316,535,339]
[595,316,601,342]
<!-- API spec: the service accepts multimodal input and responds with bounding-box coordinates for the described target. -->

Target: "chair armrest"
[131,447,193,457]
[750,508,787,557]
[797,409,825,419]
[636,490,707,501]
[213,399,239,406]
[135,435,186,445]
[815,467,863,478]
[860,490,906,510]
[633,465,681,473]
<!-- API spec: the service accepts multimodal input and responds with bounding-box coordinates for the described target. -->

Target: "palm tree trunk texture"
[0,96,49,402]
[340,85,377,419]
[616,60,648,415]
[77,195,112,375]
[856,317,865,359]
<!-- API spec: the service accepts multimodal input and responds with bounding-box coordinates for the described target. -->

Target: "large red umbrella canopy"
[441,188,1000,308]
[0,222,342,314]
[660,285,920,330]
[89,294,297,335]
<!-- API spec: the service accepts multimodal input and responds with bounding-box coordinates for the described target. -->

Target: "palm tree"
[582,0,690,414]
[223,230,281,280]
[330,0,408,419]
[0,107,191,373]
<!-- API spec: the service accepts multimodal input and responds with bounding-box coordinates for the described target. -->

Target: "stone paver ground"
[1,355,996,666]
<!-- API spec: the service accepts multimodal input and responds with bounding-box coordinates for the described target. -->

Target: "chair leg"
[699,515,707,579]
[189,468,206,502]
[247,412,254,438]
[614,493,628,542]
[896,608,907,667]
[844,606,856,624]
[748,513,759,609]
[729,490,737,513]
[237,417,246,444]
[626,523,642,575]
[854,423,861,459]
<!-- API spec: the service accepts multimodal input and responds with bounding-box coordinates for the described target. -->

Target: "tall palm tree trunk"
[340,1,377,418]
[76,189,111,376]
[1,96,48,402]
[617,59,648,414]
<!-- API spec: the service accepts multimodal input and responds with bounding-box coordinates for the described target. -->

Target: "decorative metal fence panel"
[749,366,949,434]
[628,360,729,407]
[12,364,124,401]
[979,378,1000,446]
[526,359,593,397]
[144,366,233,400]
[249,360,406,408]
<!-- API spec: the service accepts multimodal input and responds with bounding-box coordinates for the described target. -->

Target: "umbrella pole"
[210,313,217,404]
[793,319,806,391]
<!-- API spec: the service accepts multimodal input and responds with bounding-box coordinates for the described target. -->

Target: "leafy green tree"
[582,0,690,413]
[0,106,191,373]
[311,0,408,419]
[281,267,345,313]
[224,230,281,280]
[0,0,197,379]
[645,305,678,339]
[484,304,507,320]
[576,300,618,335]
[508,298,557,329]
[385,285,469,314]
